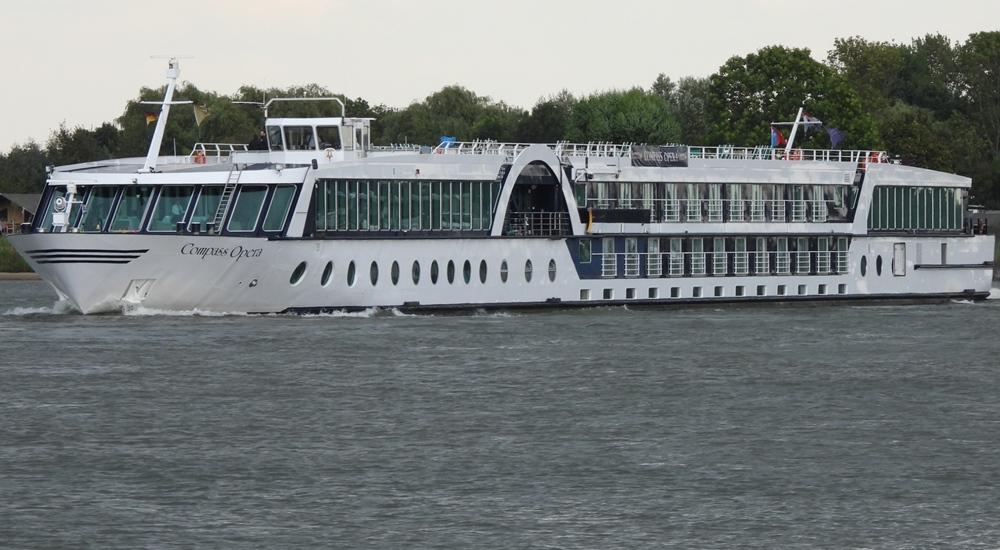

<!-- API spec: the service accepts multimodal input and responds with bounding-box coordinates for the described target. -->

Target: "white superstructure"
[8,59,994,313]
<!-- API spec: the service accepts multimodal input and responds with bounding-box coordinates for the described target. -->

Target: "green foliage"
[0,235,32,272]
[826,36,905,113]
[874,102,952,169]
[0,140,48,193]
[708,45,880,150]
[656,75,711,144]
[565,88,680,144]
[516,90,575,143]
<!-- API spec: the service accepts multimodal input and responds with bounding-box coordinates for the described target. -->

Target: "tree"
[565,88,680,144]
[897,34,960,119]
[826,36,904,114]
[0,141,48,194]
[708,45,880,149]
[874,102,952,169]
[661,76,711,144]
[956,31,1000,205]
[515,90,575,143]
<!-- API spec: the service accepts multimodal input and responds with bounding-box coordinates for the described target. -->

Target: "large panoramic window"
[110,186,153,232]
[148,186,194,232]
[227,186,267,232]
[314,179,500,232]
[263,185,295,232]
[78,187,117,232]
[189,186,223,231]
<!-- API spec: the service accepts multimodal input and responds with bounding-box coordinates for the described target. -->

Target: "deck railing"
[432,140,889,165]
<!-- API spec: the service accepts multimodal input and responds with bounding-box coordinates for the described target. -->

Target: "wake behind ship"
[7,59,995,313]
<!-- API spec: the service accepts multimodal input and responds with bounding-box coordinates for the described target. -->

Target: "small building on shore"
[0,193,41,234]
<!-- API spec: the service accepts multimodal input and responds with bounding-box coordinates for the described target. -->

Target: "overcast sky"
[1,0,996,152]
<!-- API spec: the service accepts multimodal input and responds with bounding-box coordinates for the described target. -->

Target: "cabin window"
[316,126,342,150]
[525,259,533,282]
[341,125,355,150]
[391,261,400,285]
[284,126,315,151]
[189,186,223,232]
[479,260,488,283]
[663,184,679,222]
[79,187,117,232]
[796,237,811,273]
[755,237,769,274]
[227,186,267,232]
[412,261,420,284]
[691,238,705,276]
[321,261,334,287]
[647,238,661,277]
[669,238,684,277]
[750,185,765,222]
[734,237,748,275]
[713,237,727,275]
[447,260,456,284]
[110,186,153,232]
[500,260,509,283]
[579,239,592,263]
[776,237,790,274]
[149,186,194,232]
[39,188,67,231]
[602,237,616,277]
[625,237,639,277]
[817,238,830,273]
[266,126,283,150]
[263,185,296,232]
[463,260,471,284]
[430,260,439,284]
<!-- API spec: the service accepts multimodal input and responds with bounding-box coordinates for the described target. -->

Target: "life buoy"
[195,151,207,164]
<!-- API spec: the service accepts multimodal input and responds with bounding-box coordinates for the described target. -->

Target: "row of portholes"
[859,255,883,277]
[291,258,559,287]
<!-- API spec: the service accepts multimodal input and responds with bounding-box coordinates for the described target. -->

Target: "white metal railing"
[585,197,833,224]
[433,140,888,167]
[505,212,569,236]
[593,248,849,279]
[190,143,248,157]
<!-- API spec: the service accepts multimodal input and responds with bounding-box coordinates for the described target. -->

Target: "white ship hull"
[10,232,993,314]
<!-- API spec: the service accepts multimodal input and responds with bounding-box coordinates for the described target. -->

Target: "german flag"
[144,111,159,125]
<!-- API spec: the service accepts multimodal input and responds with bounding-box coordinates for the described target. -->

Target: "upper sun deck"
[430,140,890,165]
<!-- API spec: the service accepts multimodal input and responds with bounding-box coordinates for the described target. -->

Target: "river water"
[3,280,1000,548]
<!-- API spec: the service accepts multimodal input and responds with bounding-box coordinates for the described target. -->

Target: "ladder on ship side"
[213,168,240,229]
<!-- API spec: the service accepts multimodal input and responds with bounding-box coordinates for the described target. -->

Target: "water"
[3,280,1000,548]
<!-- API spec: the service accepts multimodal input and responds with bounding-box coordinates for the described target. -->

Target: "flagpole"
[785,107,803,155]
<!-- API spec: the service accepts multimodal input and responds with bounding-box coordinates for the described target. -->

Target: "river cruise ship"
[7,59,995,313]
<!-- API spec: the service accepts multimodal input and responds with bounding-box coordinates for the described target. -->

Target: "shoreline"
[0,272,41,281]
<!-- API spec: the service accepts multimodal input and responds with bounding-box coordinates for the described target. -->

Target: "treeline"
[2,32,998,206]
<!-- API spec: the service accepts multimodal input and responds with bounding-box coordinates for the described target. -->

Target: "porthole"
[500,260,508,283]
[412,261,420,285]
[320,261,333,287]
[548,259,557,282]
[370,261,379,286]
[463,260,472,284]
[860,255,867,277]
[447,260,456,284]
[391,261,400,286]
[347,261,357,287]
[290,261,307,285]
[431,260,439,284]
[479,260,488,283]
[876,255,883,276]
[525,259,533,282]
